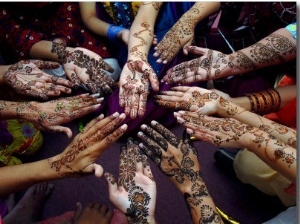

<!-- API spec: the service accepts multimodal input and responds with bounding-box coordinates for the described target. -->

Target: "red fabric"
[0,3,113,63]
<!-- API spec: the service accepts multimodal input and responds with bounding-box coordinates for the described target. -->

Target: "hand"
[137,120,201,193]
[175,112,253,149]
[4,60,73,100]
[52,42,116,95]
[162,46,233,84]
[20,93,104,138]
[153,16,194,64]
[154,86,222,115]
[105,138,156,224]
[48,112,127,177]
[119,60,159,119]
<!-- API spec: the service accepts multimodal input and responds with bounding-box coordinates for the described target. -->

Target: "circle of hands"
[4,60,73,100]
[62,47,116,96]
[105,138,156,223]
[119,60,159,119]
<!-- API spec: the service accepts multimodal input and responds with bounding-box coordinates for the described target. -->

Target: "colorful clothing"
[286,23,297,39]
[0,119,43,166]
[0,2,113,64]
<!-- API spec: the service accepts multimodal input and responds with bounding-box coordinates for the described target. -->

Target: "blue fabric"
[285,23,297,39]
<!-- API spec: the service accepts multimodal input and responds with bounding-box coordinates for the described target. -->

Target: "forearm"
[181,178,223,224]
[79,2,109,37]
[190,2,220,24]
[231,85,297,112]
[0,158,62,197]
[242,129,297,183]
[216,98,296,147]
[226,28,296,76]
[29,40,72,63]
[0,65,10,85]
[127,2,162,61]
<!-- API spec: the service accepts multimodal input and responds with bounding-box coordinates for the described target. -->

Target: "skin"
[155,86,296,148]
[154,85,296,116]
[73,202,114,224]
[0,112,128,197]
[0,60,73,100]
[30,40,116,95]
[137,121,223,224]
[175,114,296,184]
[153,2,220,64]
[162,27,296,84]
[119,2,220,119]
[105,138,156,224]
[0,93,103,138]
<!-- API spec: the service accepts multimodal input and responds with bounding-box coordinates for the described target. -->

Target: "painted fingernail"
[176,117,184,124]
[99,114,104,119]
[151,120,157,126]
[96,98,104,103]
[112,112,119,117]
[92,93,100,98]
[121,124,128,130]
[178,111,186,114]
[187,128,194,135]
[140,124,146,130]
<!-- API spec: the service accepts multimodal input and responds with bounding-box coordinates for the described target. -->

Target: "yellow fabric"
[234,149,296,207]
[0,119,43,165]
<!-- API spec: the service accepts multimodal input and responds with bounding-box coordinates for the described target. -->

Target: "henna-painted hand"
[162,46,233,84]
[119,60,159,119]
[105,138,156,224]
[175,112,253,148]
[48,112,127,177]
[137,120,201,193]
[154,86,221,114]
[20,93,104,138]
[4,60,73,100]
[153,19,194,64]
[52,42,116,95]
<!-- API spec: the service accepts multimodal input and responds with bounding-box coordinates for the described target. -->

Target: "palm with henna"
[137,120,223,224]
[3,59,73,100]
[105,138,157,224]
[119,60,159,119]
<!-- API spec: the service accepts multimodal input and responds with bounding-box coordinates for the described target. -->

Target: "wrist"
[107,24,126,42]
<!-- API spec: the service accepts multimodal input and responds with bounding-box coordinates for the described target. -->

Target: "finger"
[96,124,127,150]
[33,60,61,69]
[130,93,139,119]
[42,74,74,88]
[138,142,159,166]
[45,125,73,139]
[150,120,179,146]
[148,72,159,92]
[142,154,155,181]
[186,46,207,55]
[68,104,102,120]
[137,130,162,155]
[84,163,104,178]
[82,114,105,132]
[104,172,118,194]
[64,71,81,87]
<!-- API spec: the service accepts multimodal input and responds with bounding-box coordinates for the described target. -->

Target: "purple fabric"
[0,120,13,147]
[0,199,8,217]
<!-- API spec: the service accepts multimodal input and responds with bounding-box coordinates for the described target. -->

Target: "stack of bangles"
[107,24,126,42]
[245,88,281,115]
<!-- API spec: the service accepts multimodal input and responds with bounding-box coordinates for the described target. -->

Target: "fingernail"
[96,98,104,103]
[92,93,100,98]
[137,131,143,137]
[151,120,157,126]
[140,124,146,130]
[112,112,119,117]
[187,128,194,135]
[121,124,127,130]
[99,114,104,119]
[176,117,184,124]
[178,111,186,114]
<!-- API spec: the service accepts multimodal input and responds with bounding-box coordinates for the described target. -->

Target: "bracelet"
[107,24,126,42]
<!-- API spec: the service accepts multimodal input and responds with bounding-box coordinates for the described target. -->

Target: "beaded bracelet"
[107,24,126,42]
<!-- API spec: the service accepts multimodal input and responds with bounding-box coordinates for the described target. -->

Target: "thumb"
[33,60,60,69]
[46,125,73,139]
[182,38,194,55]
[104,172,118,194]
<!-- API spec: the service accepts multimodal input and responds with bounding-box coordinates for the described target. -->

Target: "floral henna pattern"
[51,42,67,62]
[126,186,151,223]
[200,204,222,223]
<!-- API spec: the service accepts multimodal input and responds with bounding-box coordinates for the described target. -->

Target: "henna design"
[51,42,67,62]
[126,186,151,224]
[200,204,222,223]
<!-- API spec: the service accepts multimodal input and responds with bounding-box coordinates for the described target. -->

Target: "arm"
[0,112,127,197]
[176,114,296,184]
[0,93,102,138]
[118,2,162,119]
[79,2,129,44]
[163,26,297,84]
[154,2,221,64]
[1,60,73,100]
[154,86,296,147]
[138,121,223,224]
